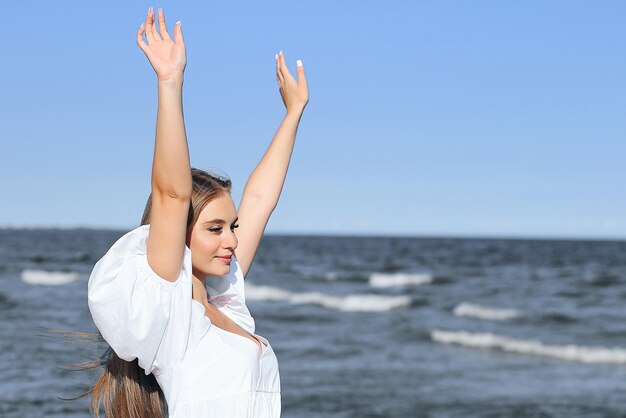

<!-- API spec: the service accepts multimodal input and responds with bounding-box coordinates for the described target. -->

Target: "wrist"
[157,73,184,85]
[285,106,305,118]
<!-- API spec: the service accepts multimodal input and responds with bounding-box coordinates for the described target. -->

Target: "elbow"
[250,193,279,213]
[167,189,192,201]
[152,184,193,201]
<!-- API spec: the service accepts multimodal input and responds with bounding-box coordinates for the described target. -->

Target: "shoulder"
[88,224,192,301]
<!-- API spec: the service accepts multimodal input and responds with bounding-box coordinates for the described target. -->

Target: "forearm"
[242,109,304,207]
[151,76,192,198]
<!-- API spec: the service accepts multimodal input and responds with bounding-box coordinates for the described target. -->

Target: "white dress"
[87,224,281,417]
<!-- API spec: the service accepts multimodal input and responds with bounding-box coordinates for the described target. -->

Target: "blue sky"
[1,1,625,239]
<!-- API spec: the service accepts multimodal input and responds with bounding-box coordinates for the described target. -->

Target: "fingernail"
[158,8,163,14]
[140,22,145,28]
[275,54,278,60]
[148,6,153,13]
[279,50,283,56]
[296,60,303,67]
[176,20,181,26]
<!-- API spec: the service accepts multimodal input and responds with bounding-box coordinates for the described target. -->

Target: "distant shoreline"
[0,226,624,243]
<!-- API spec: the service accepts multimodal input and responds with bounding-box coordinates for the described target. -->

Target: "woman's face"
[186,192,239,278]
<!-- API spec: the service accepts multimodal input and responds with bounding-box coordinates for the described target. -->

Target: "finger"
[275,53,283,82]
[136,23,148,51]
[173,20,184,46]
[157,8,171,40]
[275,53,284,84]
[145,7,156,44]
[277,50,287,75]
[296,60,307,85]
[278,50,296,83]
[151,8,162,41]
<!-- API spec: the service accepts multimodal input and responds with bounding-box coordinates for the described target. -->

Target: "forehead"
[197,194,237,222]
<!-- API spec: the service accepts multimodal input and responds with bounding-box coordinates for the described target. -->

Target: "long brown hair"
[68,168,231,417]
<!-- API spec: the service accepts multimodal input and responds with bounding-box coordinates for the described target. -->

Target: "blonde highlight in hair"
[141,168,232,230]
[70,168,232,417]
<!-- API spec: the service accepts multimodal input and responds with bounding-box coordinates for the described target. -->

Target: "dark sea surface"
[1,228,626,417]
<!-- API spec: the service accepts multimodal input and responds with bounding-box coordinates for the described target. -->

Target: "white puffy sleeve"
[205,255,256,334]
[87,224,194,376]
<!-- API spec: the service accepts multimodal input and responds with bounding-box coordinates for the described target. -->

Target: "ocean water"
[1,228,626,417]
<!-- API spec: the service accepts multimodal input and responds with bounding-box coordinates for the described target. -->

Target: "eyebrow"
[202,217,239,225]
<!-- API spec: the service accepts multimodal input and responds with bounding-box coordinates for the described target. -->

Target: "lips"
[216,255,232,262]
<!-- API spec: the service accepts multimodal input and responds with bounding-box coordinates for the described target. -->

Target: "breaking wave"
[431,329,626,364]
[453,303,521,321]
[246,283,411,312]
[368,272,433,288]
[21,269,80,285]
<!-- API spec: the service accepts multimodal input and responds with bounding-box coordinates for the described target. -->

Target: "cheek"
[191,233,221,258]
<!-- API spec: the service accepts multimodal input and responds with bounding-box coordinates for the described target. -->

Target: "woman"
[86,7,308,417]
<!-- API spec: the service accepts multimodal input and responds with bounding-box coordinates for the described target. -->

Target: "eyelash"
[208,224,239,233]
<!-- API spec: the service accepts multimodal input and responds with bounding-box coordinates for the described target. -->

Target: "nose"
[224,228,238,251]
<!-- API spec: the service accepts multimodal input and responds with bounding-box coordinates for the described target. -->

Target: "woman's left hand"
[276,51,308,113]
[137,8,186,82]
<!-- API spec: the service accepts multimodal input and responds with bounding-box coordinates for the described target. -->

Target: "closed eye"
[208,223,239,233]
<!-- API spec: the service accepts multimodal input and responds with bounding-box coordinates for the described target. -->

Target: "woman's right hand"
[137,7,186,82]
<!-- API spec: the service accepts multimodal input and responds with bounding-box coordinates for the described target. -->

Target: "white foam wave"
[246,283,411,312]
[453,303,521,321]
[323,272,339,281]
[369,272,433,288]
[245,284,292,301]
[431,330,626,364]
[21,269,80,285]
[291,292,412,312]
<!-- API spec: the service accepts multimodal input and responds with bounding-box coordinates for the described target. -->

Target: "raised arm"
[236,51,309,277]
[136,8,191,282]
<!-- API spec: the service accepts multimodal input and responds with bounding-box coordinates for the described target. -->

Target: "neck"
[192,272,209,304]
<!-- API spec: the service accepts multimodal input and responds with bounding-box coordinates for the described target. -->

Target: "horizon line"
[1,224,624,243]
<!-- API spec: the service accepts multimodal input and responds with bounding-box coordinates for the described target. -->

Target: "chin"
[205,262,231,276]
